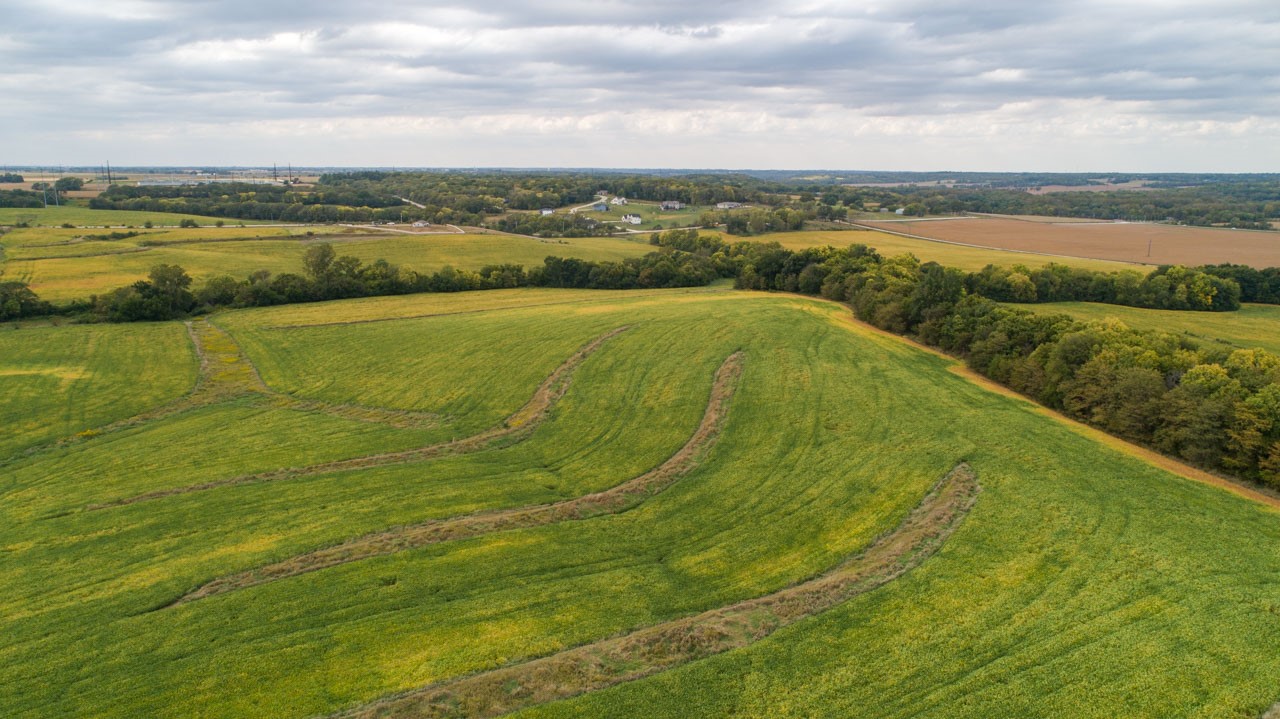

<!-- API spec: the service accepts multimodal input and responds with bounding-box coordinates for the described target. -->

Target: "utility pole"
[1147,238,1153,258]
[106,160,113,184]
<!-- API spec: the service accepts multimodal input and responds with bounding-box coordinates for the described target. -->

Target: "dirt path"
[171,351,743,606]
[85,326,629,511]
[791,294,1280,512]
[324,463,978,719]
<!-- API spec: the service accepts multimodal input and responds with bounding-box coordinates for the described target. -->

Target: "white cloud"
[1,0,1278,169]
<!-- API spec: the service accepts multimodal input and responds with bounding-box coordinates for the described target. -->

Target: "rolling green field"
[5,287,1280,718]
[745,229,1145,272]
[1021,301,1280,355]
[0,322,197,458]
[0,225,651,301]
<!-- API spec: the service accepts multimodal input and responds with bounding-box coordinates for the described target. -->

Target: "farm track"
[323,462,979,719]
[171,350,744,606]
[85,324,630,511]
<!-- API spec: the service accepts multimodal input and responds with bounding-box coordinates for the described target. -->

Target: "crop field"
[1021,301,1280,355]
[0,206,273,228]
[0,227,651,301]
[857,216,1280,268]
[5,286,1280,718]
[0,322,197,458]
[742,229,1139,272]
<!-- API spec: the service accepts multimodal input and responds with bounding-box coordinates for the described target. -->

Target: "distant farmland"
[0,225,652,301]
[858,216,1280,268]
[739,229,1141,272]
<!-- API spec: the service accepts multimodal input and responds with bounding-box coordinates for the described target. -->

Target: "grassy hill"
[3,287,1279,718]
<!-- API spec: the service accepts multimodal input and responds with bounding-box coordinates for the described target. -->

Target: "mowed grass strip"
[87,325,629,510]
[332,463,977,719]
[5,290,1280,719]
[173,350,743,605]
[1,293,954,717]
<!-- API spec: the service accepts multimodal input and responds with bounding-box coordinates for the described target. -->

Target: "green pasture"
[2,288,1280,718]
[1020,301,1280,355]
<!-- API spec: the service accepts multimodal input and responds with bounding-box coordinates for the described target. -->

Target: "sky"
[2,0,1278,171]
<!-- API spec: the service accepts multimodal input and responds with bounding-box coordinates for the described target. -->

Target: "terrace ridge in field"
[324,462,979,719]
[171,350,744,606]
[85,324,630,510]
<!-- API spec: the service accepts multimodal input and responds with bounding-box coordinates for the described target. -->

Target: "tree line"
[720,238,1280,487]
[6,228,1280,488]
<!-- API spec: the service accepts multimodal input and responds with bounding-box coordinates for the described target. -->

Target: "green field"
[0,206,273,228]
[0,322,197,458]
[1021,301,1280,355]
[5,286,1280,718]
[0,226,651,301]
[744,229,1145,272]
[576,200,709,231]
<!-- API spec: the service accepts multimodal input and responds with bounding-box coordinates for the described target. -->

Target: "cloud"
[1,0,1278,169]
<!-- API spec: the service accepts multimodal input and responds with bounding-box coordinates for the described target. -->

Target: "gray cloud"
[1,0,1277,169]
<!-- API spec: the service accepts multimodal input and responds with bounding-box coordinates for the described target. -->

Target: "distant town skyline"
[3,0,1278,171]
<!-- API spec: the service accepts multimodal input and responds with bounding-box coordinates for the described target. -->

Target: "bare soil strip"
[85,326,629,511]
[1263,702,1280,719]
[323,463,978,719]
[172,351,743,606]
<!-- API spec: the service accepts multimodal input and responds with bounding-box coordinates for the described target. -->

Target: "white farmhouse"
[622,214,643,225]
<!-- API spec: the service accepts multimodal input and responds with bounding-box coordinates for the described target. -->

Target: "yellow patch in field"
[0,366,89,382]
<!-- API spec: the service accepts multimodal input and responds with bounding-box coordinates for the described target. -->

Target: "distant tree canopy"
[54,177,84,191]
[0,281,50,320]
[0,189,44,209]
[0,173,23,183]
[72,171,1280,233]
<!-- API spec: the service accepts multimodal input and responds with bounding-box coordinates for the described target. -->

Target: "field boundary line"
[320,462,978,719]
[84,325,630,511]
[789,293,1280,512]
[169,350,744,606]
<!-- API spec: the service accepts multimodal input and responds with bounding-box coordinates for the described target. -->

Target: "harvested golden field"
[741,229,1139,272]
[858,217,1280,268]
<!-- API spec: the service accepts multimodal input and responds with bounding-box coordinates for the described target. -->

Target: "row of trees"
[8,227,1280,487]
[724,241,1280,486]
[88,243,721,320]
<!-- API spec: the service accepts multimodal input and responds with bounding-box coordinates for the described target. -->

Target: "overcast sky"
[3,0,1278,171]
